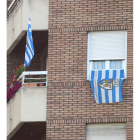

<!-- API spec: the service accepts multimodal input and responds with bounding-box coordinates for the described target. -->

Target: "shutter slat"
[89,31,127,60]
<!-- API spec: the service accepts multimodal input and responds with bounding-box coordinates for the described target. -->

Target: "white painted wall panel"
[7,87,47,139]
[7,0,49,53]
[86,123,126,140]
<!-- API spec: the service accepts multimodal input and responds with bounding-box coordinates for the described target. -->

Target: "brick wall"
[47,0,133,140]
[7,46,47,83]
[49,0,133,29]
[39,46,48,71]
[7,52,40,83]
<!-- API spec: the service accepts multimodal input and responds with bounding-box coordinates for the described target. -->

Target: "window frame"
[87,31,127,80]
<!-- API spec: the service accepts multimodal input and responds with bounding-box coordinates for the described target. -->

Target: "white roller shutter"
[86,123,126,140]
[88,31,127,60]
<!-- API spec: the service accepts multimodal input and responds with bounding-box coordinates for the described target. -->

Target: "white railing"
[19,71,47,87]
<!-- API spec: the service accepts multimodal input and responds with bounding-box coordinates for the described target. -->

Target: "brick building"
[7,0,133,140]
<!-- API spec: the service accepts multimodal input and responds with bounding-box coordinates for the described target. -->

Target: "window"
[87,31,127,79]
[86,123,126,140]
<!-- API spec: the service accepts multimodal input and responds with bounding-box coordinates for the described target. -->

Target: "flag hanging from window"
[90,70,124,104]
[24,18,34,67]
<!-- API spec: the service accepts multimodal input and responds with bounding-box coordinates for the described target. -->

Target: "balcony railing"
[19,71,47,87]
[7,0,22,19]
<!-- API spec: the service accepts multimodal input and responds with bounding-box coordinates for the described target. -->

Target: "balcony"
[7,0,49,54]
[7,71,47,140]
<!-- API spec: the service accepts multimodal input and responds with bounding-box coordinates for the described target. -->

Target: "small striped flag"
[90,69,124,104]
[24,18,34,67]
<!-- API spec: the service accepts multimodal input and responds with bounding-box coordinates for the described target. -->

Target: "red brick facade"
[7,52,39,83]
[7,0,133,139]
[47,0,133,140]
[7,49,47,83]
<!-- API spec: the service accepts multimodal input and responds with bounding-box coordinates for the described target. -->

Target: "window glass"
[92,60,105,69]
[110,60,122,69]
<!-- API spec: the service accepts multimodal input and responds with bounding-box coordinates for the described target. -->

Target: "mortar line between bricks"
[47,79,133,87]
[46,117,133,124]
[48,25,133,33]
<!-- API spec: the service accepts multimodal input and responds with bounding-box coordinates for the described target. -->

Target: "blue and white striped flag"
[90,69,124,104]
[24,18,34,67]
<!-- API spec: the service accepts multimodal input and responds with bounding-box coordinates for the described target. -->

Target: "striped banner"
[24,18,34,67]
[90,70,124,104]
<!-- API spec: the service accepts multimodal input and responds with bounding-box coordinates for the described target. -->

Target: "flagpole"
[24,30,27,72]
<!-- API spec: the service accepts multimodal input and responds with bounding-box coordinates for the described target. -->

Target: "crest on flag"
[113,79,120,87]
[98,79,113,90]
[90,70,124,104]
[98,78,120,90]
